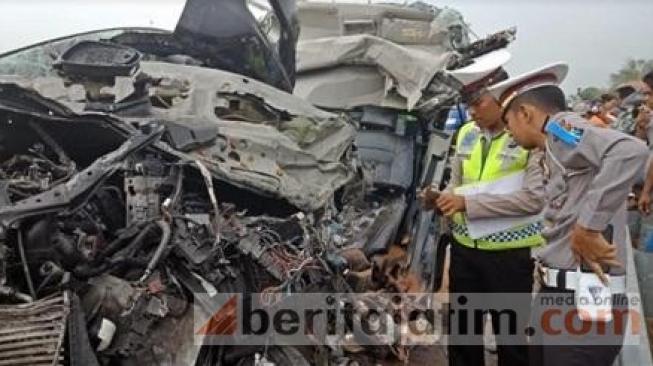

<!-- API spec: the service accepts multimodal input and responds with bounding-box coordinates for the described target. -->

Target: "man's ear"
[517,103,534,125]
[517,103,537,125]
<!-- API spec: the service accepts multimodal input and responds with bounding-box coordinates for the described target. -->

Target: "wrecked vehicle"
[0,0,516,365]
[295,1,516,294]
[0,1,356,365]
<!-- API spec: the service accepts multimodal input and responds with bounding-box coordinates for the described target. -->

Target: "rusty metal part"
[339,248,371,272]
[372,246,407,286]
[0,292,69,366]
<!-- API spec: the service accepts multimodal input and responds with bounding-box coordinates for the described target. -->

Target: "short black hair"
[508,85,567,115]
[643,71,653,90]
[600,93,617,103]
[615,85,635,100]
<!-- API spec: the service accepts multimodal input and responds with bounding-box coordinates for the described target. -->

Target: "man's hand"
[637,104,651,122]
[635,105,651,141]
[436,193,466,217]
[636,105,651,129]
[639,193,652,215]
[418,186,440,211]
[570,225,622,285]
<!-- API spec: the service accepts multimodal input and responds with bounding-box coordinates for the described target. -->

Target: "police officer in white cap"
[489,63,649,366]
[422,49,546,366]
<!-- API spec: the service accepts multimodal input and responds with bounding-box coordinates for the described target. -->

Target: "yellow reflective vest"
[451,122,544,250]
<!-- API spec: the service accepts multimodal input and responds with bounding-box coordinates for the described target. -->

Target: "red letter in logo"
[196,295,238,336]
[541,310,561,336]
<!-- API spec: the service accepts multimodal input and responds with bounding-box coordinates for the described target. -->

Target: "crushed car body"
[0,0,517,365]
[295,1,469,111]
[294,0,516,296]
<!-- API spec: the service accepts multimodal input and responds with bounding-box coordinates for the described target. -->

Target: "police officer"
[488,63,649,366]
[422,49,546,366]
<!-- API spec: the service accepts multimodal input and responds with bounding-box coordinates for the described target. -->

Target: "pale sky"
[0,0,652,92]
[443,0,653,92]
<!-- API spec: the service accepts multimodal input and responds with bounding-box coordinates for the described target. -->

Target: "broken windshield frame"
[0,0,292,88]
[0,28,168,79]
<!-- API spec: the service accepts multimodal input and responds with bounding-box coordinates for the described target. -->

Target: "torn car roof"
[294,1,469,111]
[295,34,453,111]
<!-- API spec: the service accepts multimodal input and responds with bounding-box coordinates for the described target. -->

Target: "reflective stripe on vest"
[451,122,544,250]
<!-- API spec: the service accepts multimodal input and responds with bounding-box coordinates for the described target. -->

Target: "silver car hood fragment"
[0,62,357,212]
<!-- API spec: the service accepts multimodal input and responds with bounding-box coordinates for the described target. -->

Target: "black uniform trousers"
[529,286,626,366]
[448,240,534,366]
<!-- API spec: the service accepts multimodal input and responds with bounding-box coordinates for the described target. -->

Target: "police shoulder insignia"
[562,119,585,138]
[546,120,581,147]
[571,127,585,137]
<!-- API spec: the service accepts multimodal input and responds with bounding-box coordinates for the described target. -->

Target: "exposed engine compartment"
[0,1,517,364]
[0,92,443,364]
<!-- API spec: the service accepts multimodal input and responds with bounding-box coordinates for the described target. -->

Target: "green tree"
[610,59,653,88]
[578,86,603,101]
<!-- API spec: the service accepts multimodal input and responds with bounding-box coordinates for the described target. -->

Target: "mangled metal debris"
[294,1,516,298]
[0,0,516,365]
[294,1,470,112]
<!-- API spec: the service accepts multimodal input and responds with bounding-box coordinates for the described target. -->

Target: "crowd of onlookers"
[573,72,653,250]
[573,72,653,136]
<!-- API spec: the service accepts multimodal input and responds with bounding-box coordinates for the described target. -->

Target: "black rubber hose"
[16,228,36,300]
[138,220,171,283]
[99,221,155,260]
[74,257,148,279]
